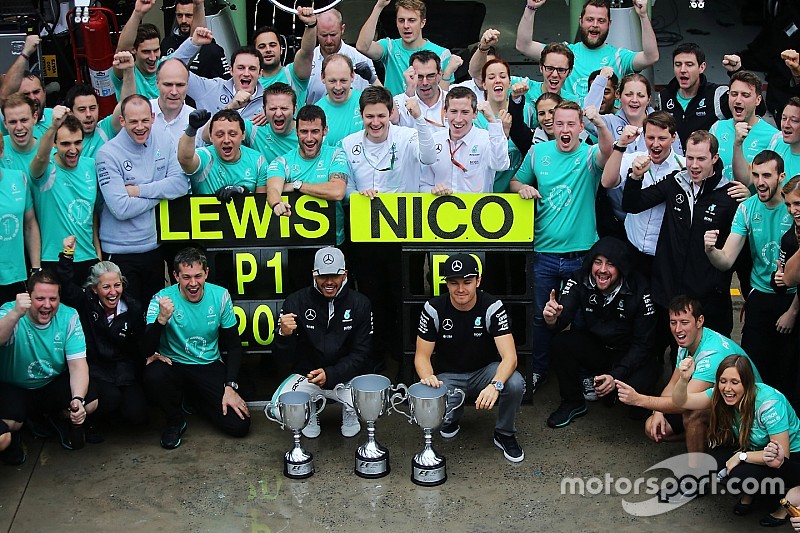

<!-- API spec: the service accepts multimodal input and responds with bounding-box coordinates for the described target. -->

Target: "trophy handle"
[445,388,466,417]
[388,383,409,415]
[311,394,327,415]
[264,401,285,429]
[333,383,354,410]
[389,392,413,423]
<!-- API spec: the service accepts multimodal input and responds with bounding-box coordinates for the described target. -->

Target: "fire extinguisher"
[68,7,119,118]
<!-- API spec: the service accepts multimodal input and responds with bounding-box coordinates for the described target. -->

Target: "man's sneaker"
[302,413,321,439]
[49,417,84,450]
[493,431,525,463]
[581,378,598,402]
[530,373,545,395]
[1,432,26,465]
[439,423,460,439]
[546,401,588,428]
[341,407,361,438]
[160,420,188,450]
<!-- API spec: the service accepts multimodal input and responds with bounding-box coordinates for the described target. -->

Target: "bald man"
[306,9,377,104]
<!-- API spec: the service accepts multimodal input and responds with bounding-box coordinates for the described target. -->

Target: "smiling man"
[143,247,250,449]
[415,253,525,463]
[768,97,800,181]
[269,246,373,439]
[316,54,365,147]
[544,237,658,428]
[394,50,447,130]
[704,150,795,395]
[0,94,39,173]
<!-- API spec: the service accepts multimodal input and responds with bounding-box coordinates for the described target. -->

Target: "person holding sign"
[143,247,250,449]
[544,237,658,428]
[420,87,509,194]
[178,109,268,202]
[269,246,373,438]
[415,253,525,463]
[266,105,349,245]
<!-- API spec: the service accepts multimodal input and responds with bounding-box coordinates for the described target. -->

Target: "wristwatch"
[293,181,303,191]
[612,142,627,153]
[225,381,239,391]
[738,451,748,463]
[490,380,504,392]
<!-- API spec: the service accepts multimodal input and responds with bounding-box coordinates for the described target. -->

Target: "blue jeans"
[439,362,525,435]
[531,252,585,376]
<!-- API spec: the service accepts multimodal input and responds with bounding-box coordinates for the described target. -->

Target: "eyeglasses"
[541,65,570,76]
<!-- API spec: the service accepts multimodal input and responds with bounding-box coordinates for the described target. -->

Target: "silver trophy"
[264,391,327,479]
[391,382,465,486]
[335,374,408,478]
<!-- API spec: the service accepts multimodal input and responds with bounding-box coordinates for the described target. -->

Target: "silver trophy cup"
[264,391,327,479]
[334,374,408,478]
[391,382,465,486]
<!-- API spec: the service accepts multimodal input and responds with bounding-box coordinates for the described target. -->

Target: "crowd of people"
[3,0,800,524]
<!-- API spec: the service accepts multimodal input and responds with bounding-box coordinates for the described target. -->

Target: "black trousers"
[143,360,250,437]
[92,379,149,426]
[741,290,798,407]
[711,445,800,492]
[0,281,27,307]
[0,372,98,422]
[102,248,166,310]
[552,329,660,403]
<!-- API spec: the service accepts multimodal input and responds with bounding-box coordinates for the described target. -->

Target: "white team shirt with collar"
[307,43,376,105]
[393,89,448,130]
[149,98,203,148]
[342,122,434,194]
[612,150,686,255]
[421,122,509,193]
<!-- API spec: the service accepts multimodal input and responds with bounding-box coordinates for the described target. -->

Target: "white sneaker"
[302,413,320,439]
[341,407,361,437]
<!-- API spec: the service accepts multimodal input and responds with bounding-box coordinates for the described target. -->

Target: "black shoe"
[759,514,789,527]
[25,415,53,438]
[734,497,755,516]
[493,431,524,463]
[547,401,588,428]
[530,373,546,395]
[160,420,187,450]
[439,423,460,439]
[48,417,83,450]
[1,432,26,465]
[85,424,104,444]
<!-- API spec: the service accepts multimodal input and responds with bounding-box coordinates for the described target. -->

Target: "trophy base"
[354,450,390,478]
[284,455,315,479]
[411,457,447,487]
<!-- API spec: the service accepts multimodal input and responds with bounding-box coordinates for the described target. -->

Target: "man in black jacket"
[545,237,658,428]
[622,130,739,339]
[161,0,229,82]
[269,247,373,439]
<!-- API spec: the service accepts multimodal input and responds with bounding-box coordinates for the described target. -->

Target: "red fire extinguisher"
[68,7,119,118]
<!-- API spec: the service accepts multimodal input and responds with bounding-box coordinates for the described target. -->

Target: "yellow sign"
[42,55,58,78]
[349,193,534,243]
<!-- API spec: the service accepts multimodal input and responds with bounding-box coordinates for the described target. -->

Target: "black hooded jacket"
[552,237,657,381]
[273,281,373,388]
[622,159,737,308]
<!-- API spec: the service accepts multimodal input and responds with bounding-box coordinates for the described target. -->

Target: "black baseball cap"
[441,253,479,279]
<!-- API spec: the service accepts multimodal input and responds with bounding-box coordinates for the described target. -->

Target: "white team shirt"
[393,89,448,130]
[421,122,509,193]
[149,98,203,148]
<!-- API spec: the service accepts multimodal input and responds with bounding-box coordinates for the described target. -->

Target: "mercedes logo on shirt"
[123,160,133,171]
[352,145,362,155]
[305,309,316,320]
[442,318,454,331]
[451,260,462,272]
[323,253,334,264]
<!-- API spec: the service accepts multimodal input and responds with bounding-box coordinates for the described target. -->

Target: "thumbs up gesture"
[542,288,564,325]
[775,259,786,288]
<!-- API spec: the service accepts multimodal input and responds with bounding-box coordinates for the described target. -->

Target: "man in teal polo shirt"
[356,0,454,96]
[29,107,100,281]
[143,247,250,449]
[242,83,300,164]
[317,54,364,147]
[1,94,39,174]
[267,105,349,245]
[705,150,796,398]
[768,97,800,181]
[510,100,613,393]
[178,109,268,200]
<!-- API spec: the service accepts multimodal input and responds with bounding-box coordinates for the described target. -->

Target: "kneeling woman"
[673,354,800,520]
[58,236,148,437]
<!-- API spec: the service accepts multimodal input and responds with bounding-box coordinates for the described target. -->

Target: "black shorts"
[664,412,685,436]
[0,372,98,422]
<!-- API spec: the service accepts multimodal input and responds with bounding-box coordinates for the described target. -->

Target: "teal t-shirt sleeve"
[330,148,349,177]
[24,174,32,211]
[220,289,236,329]
[589,145,602,178]
[146,295,160,324]
[377,38,390,62]
[758,393,791,435]
[515,149,535,185]
[256,156,268,187]
[705,388,713,399]
[731,202,749,236]
[244,120,255,147]
[64,310,87,358]
[267,156,290,181]
[618,48,637,74]
[192,147,212,177]
[709,121,719,137]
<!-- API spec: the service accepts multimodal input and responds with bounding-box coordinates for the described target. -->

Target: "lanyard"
[424,101,446,128]
[449,140,467,172]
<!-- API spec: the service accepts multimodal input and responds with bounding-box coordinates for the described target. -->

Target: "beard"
[579,27,609,49]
